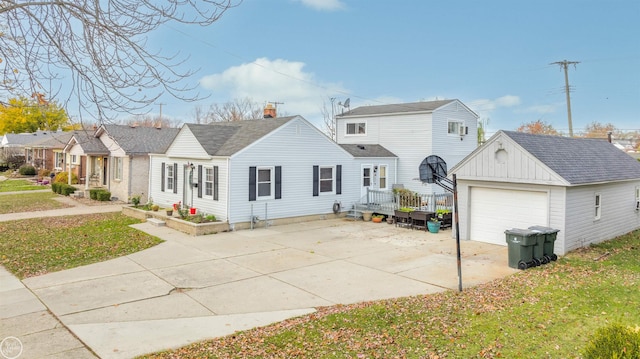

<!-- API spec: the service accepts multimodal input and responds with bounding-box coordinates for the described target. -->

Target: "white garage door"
[469,187,548,246]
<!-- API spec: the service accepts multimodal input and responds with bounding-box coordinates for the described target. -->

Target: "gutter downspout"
[128,155,134,202]
[226,157,231,229]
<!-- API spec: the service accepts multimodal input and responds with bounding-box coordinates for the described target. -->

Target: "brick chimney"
[263,103,276,119]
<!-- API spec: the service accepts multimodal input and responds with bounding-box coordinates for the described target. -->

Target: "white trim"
[345,120,367,136]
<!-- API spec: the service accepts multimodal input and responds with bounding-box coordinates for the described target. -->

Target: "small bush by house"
[54,172,79,184]
[583,323,640,359]
[18,165,36,176]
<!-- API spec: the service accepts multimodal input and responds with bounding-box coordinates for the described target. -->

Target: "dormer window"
[346,122,366,135]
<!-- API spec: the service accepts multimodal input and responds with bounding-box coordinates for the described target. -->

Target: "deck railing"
[358,188,453,215]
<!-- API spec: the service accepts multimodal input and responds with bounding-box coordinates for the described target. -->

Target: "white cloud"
[199,57,347,126]
[468,95,521,113]
[520,104,559,114]
[294,0,346,11]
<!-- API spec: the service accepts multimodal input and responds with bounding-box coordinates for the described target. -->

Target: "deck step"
[147,218,166,227]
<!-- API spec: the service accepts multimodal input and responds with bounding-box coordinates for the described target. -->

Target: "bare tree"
[321,99,336,141]
[0,0,239,123]
[205,97,264,122]
[120,114,178,128]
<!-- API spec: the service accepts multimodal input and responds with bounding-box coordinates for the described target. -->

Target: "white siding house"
[336,99,478,194]
[148,116,396,228]
[450,130,640,255]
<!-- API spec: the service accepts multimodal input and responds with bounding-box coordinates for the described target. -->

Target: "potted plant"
[372,214,384,223]
[427,217,441,233]
[190,207,197,215]
[166,208,173,216]
[361,210,373,221]
[151,204,159,212]
[436,209,453,228]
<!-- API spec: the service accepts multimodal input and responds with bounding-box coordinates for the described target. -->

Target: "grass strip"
[0,213,163,278]
[0,179,46,192]
[0,192,70,214]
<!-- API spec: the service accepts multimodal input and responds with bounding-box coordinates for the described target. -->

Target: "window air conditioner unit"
[458,125,467,136]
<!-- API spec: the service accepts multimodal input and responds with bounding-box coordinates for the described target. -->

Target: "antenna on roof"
[338,98,350,114]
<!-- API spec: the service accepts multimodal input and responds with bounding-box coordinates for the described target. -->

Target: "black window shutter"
[213,166,219,201]
[161,162,165,192]
[313,165,319,197]
[197,165,203,198]
[336,165,342,195]
[275,166,282,199]
[249,166,256,201]
[173,163,178,194]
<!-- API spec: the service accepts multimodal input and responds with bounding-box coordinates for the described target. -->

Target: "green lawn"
[0,192,70,214]
[0,213,163,278]
[0,179,45,192]
[140,231,640,359]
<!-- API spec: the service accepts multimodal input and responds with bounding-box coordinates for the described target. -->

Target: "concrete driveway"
[21,218,515,359]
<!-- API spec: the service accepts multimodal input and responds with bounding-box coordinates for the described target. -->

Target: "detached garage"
[451,131,640,255]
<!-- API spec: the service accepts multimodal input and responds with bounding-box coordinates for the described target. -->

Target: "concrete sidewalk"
[14,218,513,359]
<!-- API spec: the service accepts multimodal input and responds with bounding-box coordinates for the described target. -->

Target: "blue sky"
[147,0,639,136]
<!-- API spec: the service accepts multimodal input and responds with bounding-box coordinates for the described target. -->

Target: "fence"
[358,188,453,215]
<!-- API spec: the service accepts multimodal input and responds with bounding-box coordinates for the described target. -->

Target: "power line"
[550,60,580,137]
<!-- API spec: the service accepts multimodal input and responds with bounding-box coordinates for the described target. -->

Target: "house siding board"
[165,127,210,159]
[453,132,565,185]
[228,118,357,224]
[337,99,478,195]
[564,182,640,252]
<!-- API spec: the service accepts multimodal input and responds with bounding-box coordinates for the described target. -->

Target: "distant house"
[148,116,397,228]
[450,131,640,255]
[64,125,178,203]
[1,130,59,168]
[336,99,478,194]
[24,131,74,172]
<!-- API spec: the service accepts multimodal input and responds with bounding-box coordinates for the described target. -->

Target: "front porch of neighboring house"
[66,154,108,193]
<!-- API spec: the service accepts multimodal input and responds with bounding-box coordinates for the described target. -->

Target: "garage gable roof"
[503,131,640,184]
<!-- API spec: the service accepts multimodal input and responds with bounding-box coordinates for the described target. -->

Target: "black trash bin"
[505,229,539,270]
[528,226,560,262]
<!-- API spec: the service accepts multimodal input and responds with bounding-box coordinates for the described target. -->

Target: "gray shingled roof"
[336,100,456,117]
[503,130,640,184]
[101,125,179,155]
[28,132,75,149]
[2,130,59,146]
[339,144,397,158]
[185,117,298,156]
[70,131,109,155]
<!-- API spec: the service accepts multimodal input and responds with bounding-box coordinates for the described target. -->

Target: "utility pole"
[157,103,165,120]
[550,60,579,137]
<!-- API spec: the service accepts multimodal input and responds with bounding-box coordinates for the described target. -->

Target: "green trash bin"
[529,229,547,265]
[505,229,539,270]
[529,226,560,262]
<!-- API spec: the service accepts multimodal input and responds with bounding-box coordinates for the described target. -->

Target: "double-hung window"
[257,167,274,199]
[249,166,281,201]
[379,165,388,189]
[113,157,123,181]
[167,164,174,191]
[319,166,334,194]
[594,193,601,220]
[205,167,213,196]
